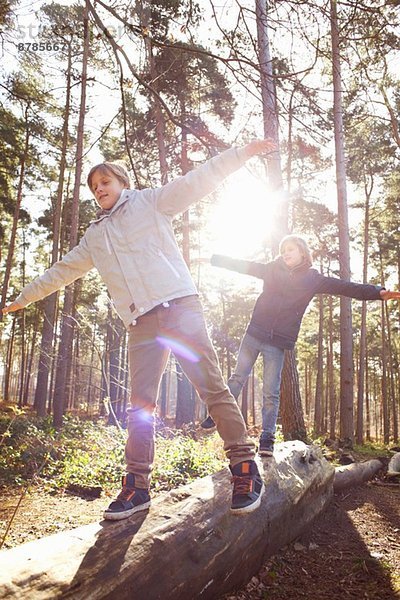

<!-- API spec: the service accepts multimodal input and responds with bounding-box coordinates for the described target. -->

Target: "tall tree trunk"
[180,99,190,268]
[23,315,38,405]
[34,43,72,417]
[280,350,307,441]
[175,361,194,427]
[3,318,16,403]
[175,96,196,425]
[159,369,168,419]
[18,231,27,407]
[328,296,336,439]
[356,182,371,444]
[85,324,97,412]
[378,244,390,443]
[52,3,90,427]
[0,108,30,328]
[365,345,371,441]
[385,302,398,442]
[380,304,389,444]
[255,0,305,441]
[304,362,311,420]
[323,333,329,433]
[314,294,324,435]
[139,2,173,421]
[330,0,354,445]
[108,316,124,425]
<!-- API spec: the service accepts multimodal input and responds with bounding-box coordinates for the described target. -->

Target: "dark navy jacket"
[211,254,384,350]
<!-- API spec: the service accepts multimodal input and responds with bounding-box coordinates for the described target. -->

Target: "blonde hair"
[87,162,130,192]
[279,234,313,266]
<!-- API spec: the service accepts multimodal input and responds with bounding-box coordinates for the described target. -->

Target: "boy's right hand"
[380,290,400,301]
[243,138,277,159]
[1,301,24,315]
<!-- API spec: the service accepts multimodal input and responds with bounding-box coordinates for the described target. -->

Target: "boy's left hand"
[380,289,400,301]
[1,301,24,315]
[243,138,277,158]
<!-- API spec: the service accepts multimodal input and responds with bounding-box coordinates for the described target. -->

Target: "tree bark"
[0,110,30,318]
[328,301,336,439]
[378,244,390,444]
[52,3,90,427]
[280,351,307,441]
[34,42,72,417]
[17,231,27,407]
[314,294,324,435]
[174,97,196,425]
[255,0,305,441]
[380,302,390,444]
[3,318,16,402]
[385,301,398,443]
[22,312,38,405]
[333,459,383,491]
[175,361,195,427]
[0,441,333,600]
[356,185,370,444]
[387,452,400,476]
[330,0,354,445]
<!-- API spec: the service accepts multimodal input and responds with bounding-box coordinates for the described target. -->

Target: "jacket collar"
[91,189,131,223]
[277,256,311,274]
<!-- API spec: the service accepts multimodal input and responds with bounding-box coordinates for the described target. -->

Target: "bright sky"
[208,173,273,257]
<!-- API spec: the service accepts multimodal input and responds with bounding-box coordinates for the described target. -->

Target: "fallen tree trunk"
[333,459,383,491]
[387,452,400,477]
[0,441,334,600]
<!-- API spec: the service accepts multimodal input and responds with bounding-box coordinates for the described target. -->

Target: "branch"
[380,85,400,149]
[86,0,219,152]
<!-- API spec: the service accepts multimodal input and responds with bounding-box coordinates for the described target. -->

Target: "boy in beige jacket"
[2,139,275,520]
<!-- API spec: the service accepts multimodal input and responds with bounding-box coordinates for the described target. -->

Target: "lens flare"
[156,335,200,363]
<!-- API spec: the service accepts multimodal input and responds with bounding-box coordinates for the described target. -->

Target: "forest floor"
[1,458,399,599]
[224,481,400,600]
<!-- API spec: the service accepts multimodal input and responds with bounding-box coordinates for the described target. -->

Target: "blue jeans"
[228,333,285,441]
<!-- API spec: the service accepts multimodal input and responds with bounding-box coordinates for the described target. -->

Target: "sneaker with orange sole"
[229,460,264,514]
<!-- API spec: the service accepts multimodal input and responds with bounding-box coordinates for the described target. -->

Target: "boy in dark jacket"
[202,234,400,455]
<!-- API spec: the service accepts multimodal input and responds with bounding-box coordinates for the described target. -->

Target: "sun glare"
[206,171,279,258]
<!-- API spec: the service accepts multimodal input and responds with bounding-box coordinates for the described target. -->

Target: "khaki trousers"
[126,295,255,488]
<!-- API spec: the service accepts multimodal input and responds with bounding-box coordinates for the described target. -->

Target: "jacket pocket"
[158,249,181,279]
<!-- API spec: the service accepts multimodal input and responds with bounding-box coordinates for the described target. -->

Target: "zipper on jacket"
[158,249,181,278]
[104,227,112,255]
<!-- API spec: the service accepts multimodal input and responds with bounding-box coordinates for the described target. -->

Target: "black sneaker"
[103,473,151,521]
[200,415,216,430]
[230,460,264,514]
[259,437,274,457]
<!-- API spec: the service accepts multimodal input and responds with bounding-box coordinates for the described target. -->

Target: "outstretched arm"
[156,138,277,216]
[315,272,398,302]
[1,238,94,317]
[211,254,268,279]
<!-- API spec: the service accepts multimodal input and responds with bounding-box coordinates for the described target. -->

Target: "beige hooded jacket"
[16,147,249,328]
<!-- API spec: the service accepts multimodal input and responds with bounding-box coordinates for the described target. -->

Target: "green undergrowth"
[352,441,392,458]
[0,408,225,495]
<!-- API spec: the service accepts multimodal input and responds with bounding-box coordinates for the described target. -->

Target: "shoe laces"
[231,475,253,495]
[117,486,136,501]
